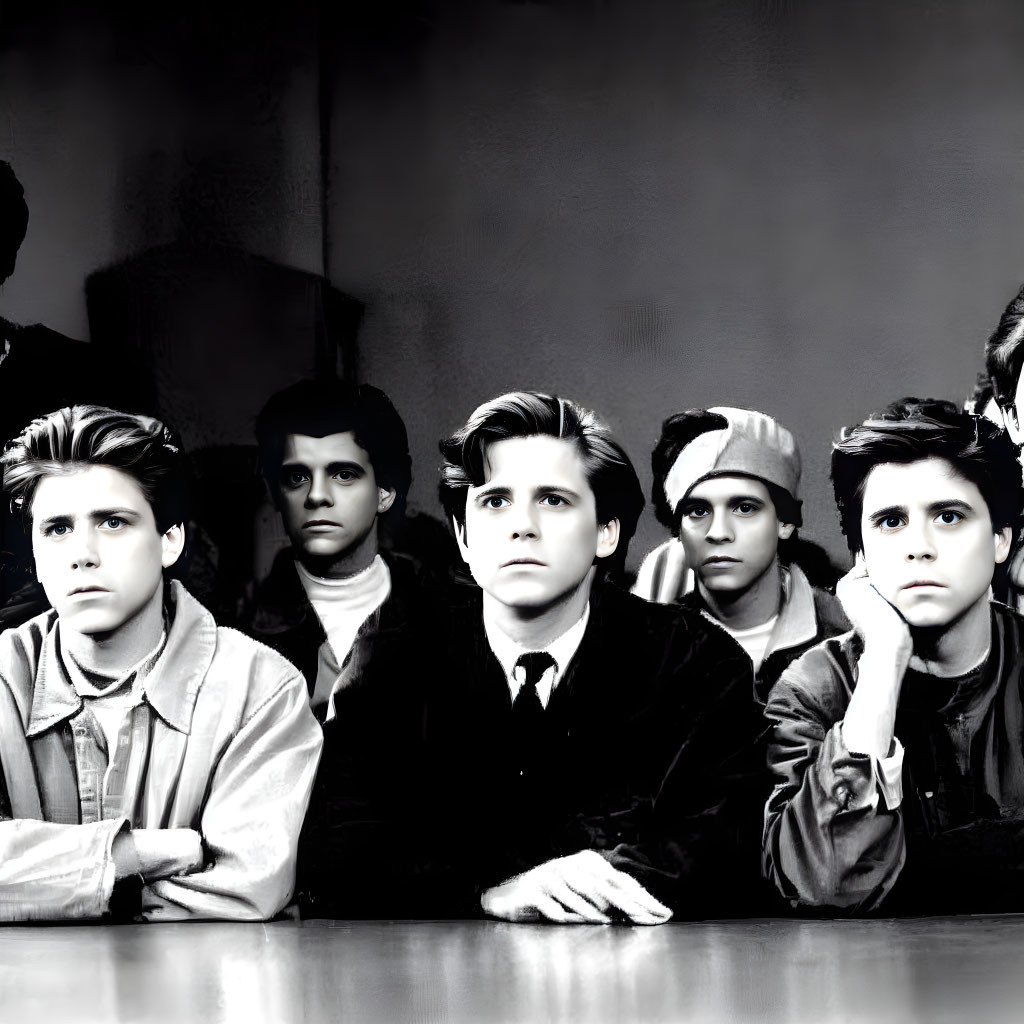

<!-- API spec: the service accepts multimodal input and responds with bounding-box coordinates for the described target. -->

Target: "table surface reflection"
[1,915,1023,1023]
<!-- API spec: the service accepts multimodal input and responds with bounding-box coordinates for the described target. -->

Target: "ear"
[377,486,397,514]
[994,526,1013,565]
[161,523,186,570]
[777,522,796,541]
[596,518,621,560]
[452,516,470,564]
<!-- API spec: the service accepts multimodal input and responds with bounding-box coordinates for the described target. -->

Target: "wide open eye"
[283,470,310,489]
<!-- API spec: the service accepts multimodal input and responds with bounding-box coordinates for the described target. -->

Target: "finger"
[602,873,673,920]
[534,894,588,924]
[550,881,611,923]
[562,855,672,918]
[583,877,667,922]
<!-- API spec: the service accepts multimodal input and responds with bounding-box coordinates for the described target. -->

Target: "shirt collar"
[483,603,590,703]
[769,564,819,654]
[27,581,217,736]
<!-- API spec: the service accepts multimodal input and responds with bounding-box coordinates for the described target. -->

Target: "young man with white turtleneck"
[246,378,414,721]
[245,378,434,918]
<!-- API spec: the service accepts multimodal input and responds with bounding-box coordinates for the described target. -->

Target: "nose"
[304,470,333,509]
[705,509,734,545]
[904,520,937,562]
[69,532,99,570]
[509,504,540,541]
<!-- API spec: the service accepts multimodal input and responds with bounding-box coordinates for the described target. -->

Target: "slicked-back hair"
[0,161,29,285]
[255,378,412,527]
[651,409,803,535]
[438,391,644,571]
[2,405,189,534]
[832,397,1023,554]
[984,281,1024,409]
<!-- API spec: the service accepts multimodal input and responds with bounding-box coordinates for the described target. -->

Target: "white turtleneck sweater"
[294,554,392,718]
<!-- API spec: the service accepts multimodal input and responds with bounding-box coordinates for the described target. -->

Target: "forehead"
[686,474,772,504]
[477,435,591,491]
[860,457,988,513]
[282,431,370,467]
[31,464,153,517]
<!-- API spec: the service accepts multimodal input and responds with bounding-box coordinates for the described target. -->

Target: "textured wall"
[0,8,324,344]
[3,2,1024,568]
[325,0,1024,567]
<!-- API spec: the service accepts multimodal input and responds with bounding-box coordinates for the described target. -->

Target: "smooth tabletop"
[2,915,1023,1024]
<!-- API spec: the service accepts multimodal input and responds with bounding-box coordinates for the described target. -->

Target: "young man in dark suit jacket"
[304,389,768,922]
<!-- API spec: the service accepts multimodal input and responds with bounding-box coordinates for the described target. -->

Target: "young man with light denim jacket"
[0,405,321,922]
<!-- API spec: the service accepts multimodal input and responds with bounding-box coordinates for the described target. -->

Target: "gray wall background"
[3,0,1024,570]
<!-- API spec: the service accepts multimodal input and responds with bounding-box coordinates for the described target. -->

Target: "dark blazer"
[240,549,440,916]
[297,577,770,920]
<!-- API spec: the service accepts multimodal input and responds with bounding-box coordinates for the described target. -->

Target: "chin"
[898,603,956,630]
[301,540,349,559]
[62,613,125,635]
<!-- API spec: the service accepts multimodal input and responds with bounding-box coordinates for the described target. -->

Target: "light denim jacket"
[0,580,322,922]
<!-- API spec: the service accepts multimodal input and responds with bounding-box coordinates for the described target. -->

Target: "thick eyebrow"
[866,504,908,522]
[926,499,974,515]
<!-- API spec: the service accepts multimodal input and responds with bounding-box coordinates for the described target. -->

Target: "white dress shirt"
[483,604,590,708]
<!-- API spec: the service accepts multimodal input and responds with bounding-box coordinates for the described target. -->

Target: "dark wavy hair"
[984,281,1024,416]
[438,391,644,571]
[832,397,1023,554]
[2,405,189,533]
[255,377,412,528]
[650,409,803,536]
[0,161,29,285]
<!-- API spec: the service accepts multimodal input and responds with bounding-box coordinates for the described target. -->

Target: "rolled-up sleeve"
[762,647,906,912]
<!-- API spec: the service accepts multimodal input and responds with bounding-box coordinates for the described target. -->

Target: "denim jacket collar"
[26,581,216,737]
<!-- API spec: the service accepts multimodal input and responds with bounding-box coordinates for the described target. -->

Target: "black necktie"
[512,651,555,762]
[509,651,552,724]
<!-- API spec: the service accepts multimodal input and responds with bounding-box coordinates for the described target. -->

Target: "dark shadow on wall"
[85,243,365,615]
